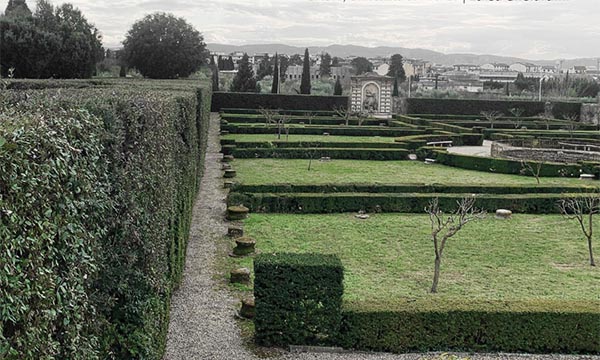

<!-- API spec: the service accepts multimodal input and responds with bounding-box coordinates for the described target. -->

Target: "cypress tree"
[230,53,258,92]
[271,53,279,94]
[227,56,234,70]
[300,48,311,94]
[212,65,219,92]
[392,77,399,97]
[217,55,223,70]
[334,77,343,95]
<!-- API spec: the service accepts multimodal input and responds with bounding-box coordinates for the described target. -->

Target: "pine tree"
[230,53,258,92]
[334,77,343,95]
[5,0,32,18]
[387,54,406,82]
[300,48,311,94]
[392,77,399,97]
[319,52,332,77]
[271,53,279,94]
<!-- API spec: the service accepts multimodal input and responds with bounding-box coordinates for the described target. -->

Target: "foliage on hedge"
[220,113,384,126]
[228,192,589,214]
[406,98,582,118]
[230,141,408,149]
[221,108,338,116]
[483,128,600,140]
[231,183,598,195]
[341,299,600,354]
[254,253,344,347]
[212,92,349,111]
[433,151,585,177]
[223,123,423,137]
[231,147,409,160]
[0,81,211,359]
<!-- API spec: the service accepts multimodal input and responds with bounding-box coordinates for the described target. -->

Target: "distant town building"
[479,71,518,83]
[331,66,352,84]
[509,62,540,73]
[453,64,481,73]
[375,63,389,76]
[285,65,321,81]
[404,59,432,77]
[480,63,509,72]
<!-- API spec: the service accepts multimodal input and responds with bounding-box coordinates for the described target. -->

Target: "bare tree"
[558,194,599,266]
[537,112,551,131]
[307,142,321,171]
[562,114,580,138]
[303,112,317,125]
[425,197,486,293]
[333,105,352,126]
[520,160,544,184]
[259,107,279,128]
[480,111,503,129]
[509,107,525,128]
[278,114,291,141]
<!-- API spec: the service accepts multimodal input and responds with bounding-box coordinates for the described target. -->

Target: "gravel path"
[165,113,599,360]
[164,113,257,360]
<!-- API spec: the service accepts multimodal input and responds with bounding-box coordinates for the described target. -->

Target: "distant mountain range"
[207,43,599,69]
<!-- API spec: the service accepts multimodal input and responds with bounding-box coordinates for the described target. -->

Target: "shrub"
[231,147,409,160]
[254,253,344,347]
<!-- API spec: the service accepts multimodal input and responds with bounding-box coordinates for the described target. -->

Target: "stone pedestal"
[228,225,244,238]
[230,268,251,284]
[227,205,249,220]
[495,209,512,219]
[233,237,256,256]
[240,297,255,319]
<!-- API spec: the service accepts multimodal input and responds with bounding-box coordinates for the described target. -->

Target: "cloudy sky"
[5,0,599,60]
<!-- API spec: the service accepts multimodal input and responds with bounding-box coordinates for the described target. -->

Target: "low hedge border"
[220,108,338,116]
[228,192,590,214]
[254,253,344,347]
[341,299,600,354]
[223,124,424,137]
[231,147,409,160]
[231,183,599,194]
[228,141,408,149]
[220,114,385,126]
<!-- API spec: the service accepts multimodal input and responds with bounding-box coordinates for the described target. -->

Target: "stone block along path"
[163,113,599,360]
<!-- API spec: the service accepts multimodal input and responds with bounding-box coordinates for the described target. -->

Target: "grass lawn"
[232,214,599,306]
[222,134,397,143]
[233,159,588,186]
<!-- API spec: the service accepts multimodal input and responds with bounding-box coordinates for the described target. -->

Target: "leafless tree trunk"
[558,195,599,266]
[304,112,316,125]
[426,197,486,293]
[520,160,544,184]
[481,111,503,130]
[334,105,351,126]
[562,114,580,138]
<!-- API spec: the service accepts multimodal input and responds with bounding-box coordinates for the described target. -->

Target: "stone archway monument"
[350,72,393,118]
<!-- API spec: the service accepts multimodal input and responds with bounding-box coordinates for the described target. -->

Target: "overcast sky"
[5,0,599,60]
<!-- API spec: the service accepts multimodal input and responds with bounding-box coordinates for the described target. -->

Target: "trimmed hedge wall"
[406,98,582,118]
[231,147,409,160]
[230,141,408,149]
[231,183,598,195]
[0,81,211,359]
[223,123,424,137]
[228,192,588,214]
[341,300,600,354]
[220,113,385,126]
[212,92,349,111]
[433,151,585,177]
[254,253,344,347]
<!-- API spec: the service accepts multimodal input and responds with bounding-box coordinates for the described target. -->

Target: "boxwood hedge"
[0,80,211,359]
[212,92,348,111]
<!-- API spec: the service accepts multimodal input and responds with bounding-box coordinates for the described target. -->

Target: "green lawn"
[233,159,587,186]
[235,214,599,305]
[223,134,397,143]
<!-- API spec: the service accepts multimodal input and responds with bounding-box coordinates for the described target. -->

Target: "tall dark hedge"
[0,80,211,359]
[406,98,582,119]
[211,92,348,111]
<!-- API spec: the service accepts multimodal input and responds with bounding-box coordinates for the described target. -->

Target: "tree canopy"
[350,57,373,75]
[1,0,102,78]
[123,12,208,79]
[319,52,332,77]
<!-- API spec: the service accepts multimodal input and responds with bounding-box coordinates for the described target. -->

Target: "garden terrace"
[229,213,600,353]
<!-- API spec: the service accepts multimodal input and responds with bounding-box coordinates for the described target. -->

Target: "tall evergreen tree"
[227,56,234,70]
[334,77,343,95]
[319,52,332,77]
[271,53,279,94]
[217,55,223,70]
[230,53,258,92]
[212,65,219,92]
[392,77,399,97]
[300,48,311,94]
[5,0,32,18]
[387,54,406,82]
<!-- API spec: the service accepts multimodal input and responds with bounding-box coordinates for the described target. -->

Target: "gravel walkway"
[164,113,599,360]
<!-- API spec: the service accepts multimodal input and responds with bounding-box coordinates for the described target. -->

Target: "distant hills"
[207,43,599,69]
